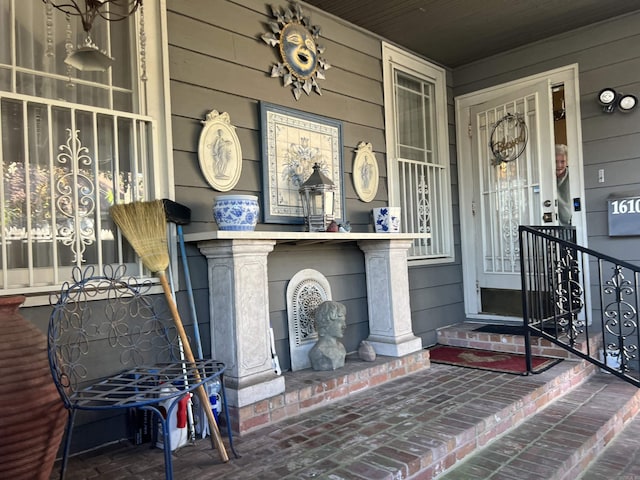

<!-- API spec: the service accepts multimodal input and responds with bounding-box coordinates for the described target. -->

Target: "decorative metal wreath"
[489,113,528,165]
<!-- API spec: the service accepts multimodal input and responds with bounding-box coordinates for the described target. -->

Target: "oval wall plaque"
[352,141,379,203]
[198,110,242,192]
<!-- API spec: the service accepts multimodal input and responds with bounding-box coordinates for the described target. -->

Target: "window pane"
[96,114,118,264]
[397,73,421,92]
[395,71,437,165]
[397,84,424,159]
[110,20,133,90]
[15,2,47,72]
[0,67,10,90]
[423,86,434,163]
[1,94,153,286]
[71,82,112,110]
[0,2,10,65]
[2,100,26,264]
[114,90,133,112]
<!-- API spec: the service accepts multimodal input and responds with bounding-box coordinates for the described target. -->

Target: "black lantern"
[299,163,335,232]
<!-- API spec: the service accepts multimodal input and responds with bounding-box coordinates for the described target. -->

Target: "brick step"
[577,409,640,479]
[434,372,640,480]
[204,356,597,479]
[231,349,432,435]
[437,322,598,359]
[408,360,596,479]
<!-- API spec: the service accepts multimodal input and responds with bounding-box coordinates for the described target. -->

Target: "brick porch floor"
[49,323,640,479]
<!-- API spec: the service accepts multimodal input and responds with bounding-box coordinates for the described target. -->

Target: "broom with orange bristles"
[110,200,229,463]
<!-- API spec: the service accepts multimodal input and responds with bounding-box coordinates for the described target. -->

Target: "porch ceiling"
[303,0,640,68]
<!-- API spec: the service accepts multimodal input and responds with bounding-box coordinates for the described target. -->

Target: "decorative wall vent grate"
[286,269,332,371]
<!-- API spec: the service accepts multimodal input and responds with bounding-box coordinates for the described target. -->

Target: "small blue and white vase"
[213,195,259,231]
[372,207,401,233]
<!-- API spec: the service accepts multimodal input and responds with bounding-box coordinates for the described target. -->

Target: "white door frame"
[455,64,588,320]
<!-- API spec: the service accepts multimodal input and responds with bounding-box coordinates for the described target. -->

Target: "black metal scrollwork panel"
[552,244,585,345]
[603,264,638,372]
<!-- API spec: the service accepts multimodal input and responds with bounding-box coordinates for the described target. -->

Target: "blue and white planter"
[213,195,259,231]
[372,206,401,233]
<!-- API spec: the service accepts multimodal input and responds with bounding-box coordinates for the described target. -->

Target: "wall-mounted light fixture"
[43,0,143,72]
[598,88,638,114]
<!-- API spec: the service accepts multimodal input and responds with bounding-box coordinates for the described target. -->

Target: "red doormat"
[428,345,562,375]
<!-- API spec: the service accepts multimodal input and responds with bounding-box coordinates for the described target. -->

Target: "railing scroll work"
[519,225,640,386]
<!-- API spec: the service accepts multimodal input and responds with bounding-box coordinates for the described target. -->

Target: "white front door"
[456,65,587,319]
[470,80,556,292]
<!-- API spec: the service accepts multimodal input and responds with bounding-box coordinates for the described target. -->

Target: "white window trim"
[142,0,174,201]
[382,42,454,265]
[139,2,179,289]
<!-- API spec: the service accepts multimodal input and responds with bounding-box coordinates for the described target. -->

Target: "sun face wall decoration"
[261,2,331,100]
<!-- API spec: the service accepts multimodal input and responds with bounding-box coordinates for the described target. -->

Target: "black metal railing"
[519,225,640,387]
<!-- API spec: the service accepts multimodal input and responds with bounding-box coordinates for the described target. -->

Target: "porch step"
[577,411,640,479]
[437,321,599,359]
[435,371,640,480]
[231,349,431,435]
[410,360,597,479]
[215,356,599,479]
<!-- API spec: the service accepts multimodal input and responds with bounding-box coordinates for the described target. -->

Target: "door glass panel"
[471,79,555,295]
[478,94,541,275]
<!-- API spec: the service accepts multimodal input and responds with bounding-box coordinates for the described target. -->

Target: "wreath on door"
[489,113,528,165]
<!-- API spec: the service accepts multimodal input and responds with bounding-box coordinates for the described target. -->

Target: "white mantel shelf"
[183,230,422,245]
[186,229,422,409]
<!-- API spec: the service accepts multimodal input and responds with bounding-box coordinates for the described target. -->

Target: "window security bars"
[0,92,155,293]
[520,225,640,386]
[398,159,448,258]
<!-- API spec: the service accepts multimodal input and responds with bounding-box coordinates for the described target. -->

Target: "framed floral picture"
[260,102,344,224]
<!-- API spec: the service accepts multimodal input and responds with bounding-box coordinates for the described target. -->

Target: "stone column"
[196,239,284,407]
[357,239,423,356]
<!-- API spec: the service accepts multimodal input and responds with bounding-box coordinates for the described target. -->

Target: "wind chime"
[43,0,145,74]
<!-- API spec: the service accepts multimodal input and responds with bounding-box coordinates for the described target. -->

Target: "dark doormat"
[428,345,562,375]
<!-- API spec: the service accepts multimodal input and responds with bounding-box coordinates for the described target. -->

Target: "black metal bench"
[48,265,234,479]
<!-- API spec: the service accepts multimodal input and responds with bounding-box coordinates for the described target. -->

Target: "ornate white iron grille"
[0,93,155,293]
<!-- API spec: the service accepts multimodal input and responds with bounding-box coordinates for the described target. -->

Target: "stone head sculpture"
[309,300,347,371]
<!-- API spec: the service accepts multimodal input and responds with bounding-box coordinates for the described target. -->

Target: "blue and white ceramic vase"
[213,194,259,231]
[372,206,401,233]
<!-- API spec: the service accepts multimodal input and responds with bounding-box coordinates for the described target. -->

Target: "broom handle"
[158,273,230,463]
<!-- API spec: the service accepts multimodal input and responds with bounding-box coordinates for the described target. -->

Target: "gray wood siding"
[167,0,464,364]
[453,11,640,265]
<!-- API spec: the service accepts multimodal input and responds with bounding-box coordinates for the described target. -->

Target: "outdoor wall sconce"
[598,88,638,113]
[43,0,143,71]
[299,163,336,232]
